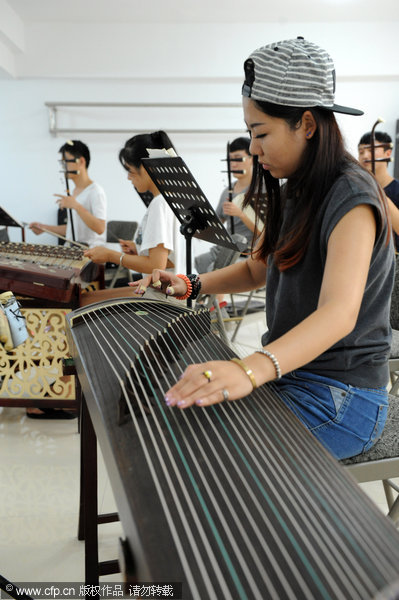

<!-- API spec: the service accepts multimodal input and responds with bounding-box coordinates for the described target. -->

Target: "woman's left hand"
[119,239,137,255]
[165,360,254,409]
[54,193,78,210]
[222,201,243,218]
[129,269,186,297]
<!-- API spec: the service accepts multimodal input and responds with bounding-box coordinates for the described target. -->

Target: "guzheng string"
[78,304,230,599]
[78,303,298,598]
[85,304,258,597]
[70,299,399,599]
[136,305,394,589]
[229,395,392,589]
[137,310,327,597]
[251,387,395,574]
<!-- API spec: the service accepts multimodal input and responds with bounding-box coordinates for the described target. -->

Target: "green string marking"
[98,307,247,599]
[163,310,385,589]
[212,406,333,600]
[249,394,387,587]
[100,302,392,591]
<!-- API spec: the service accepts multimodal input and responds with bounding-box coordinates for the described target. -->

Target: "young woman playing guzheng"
[80,131,183,307]
[130,37,394,460]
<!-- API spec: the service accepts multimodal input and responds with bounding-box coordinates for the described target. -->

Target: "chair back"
[106,220,138,243]
[212,233,248,270]
[390,255,399,330]
[0,227,9,242]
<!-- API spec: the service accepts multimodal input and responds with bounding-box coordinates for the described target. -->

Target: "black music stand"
[142,156,238,306]
[0,206,25,242]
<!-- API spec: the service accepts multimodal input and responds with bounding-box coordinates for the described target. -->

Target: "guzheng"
[67,298,399,600]
[0,241,100,305]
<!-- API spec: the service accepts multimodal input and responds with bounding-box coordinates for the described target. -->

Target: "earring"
[306,131,312,138]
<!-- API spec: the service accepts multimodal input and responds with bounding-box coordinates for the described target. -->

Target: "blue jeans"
[271,370,388,460]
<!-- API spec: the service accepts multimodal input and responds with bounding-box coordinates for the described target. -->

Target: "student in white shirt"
[81,130,184,306]
[29,140,107,247]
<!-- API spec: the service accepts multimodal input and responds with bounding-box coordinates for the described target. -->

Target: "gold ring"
[222,388,229,401]
[203,370,212,382]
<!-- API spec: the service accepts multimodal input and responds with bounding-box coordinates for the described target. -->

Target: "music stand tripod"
[142,156,238,308]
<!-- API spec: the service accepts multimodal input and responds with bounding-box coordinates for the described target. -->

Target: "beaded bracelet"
[230,357,257,390]
[175,274,192,300]
[187,274,202,300]
[255,349,282,380]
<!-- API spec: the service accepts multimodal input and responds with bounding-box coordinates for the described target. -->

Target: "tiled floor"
[0,408,122,584]
[0,304,397,586]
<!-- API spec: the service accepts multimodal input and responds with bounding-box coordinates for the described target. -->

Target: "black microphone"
[221,157,245,162]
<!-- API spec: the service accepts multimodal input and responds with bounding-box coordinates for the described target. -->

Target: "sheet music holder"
[142,155,238,282]
[0,206,24,229]
[0,206,25,241]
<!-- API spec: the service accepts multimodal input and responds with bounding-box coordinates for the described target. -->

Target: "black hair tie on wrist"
[187,274,202,300]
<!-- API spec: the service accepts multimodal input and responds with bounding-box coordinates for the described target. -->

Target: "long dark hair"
[119,131,176,170]
[244,102,353,270]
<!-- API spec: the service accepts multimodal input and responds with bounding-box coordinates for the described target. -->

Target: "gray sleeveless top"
[262,162,394,388]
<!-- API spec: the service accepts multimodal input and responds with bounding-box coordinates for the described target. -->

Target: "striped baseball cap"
[242,37,363,116]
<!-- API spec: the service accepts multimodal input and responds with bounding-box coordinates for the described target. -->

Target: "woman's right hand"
[119,239,136,254]
[29,222,45,235]
[128,269,188,297]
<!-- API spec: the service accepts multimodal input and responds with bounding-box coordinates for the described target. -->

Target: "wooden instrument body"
[0,242,101,402]
[0,241,101,305]
[67,297,399,600]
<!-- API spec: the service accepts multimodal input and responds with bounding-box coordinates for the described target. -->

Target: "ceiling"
[8,0,399,24]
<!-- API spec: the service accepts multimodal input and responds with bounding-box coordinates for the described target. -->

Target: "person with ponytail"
[129,38,395,461]
[81,131,184,306]
[27,131,184,418]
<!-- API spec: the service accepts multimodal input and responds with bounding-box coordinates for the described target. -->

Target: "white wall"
[12,22,399,80]
[0,77,247,254]
[0,20,398,257]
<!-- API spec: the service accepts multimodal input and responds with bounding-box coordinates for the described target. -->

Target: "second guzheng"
[0,241,100,305]
[67,297,399,600]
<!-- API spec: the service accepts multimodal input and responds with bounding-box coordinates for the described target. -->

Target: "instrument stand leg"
[78,394,120,588]
[80,396,100,586]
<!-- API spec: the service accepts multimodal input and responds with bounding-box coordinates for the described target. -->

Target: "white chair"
[229,285,266,343]
[196,234,246,345]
